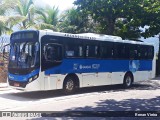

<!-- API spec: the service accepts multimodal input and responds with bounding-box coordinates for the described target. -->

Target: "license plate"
[14,83,20,87]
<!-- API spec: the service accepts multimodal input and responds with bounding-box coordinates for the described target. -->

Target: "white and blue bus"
[5,30,156,93]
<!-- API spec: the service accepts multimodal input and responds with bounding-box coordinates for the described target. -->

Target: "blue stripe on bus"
[8,69,40,82]
[45,59,152,75]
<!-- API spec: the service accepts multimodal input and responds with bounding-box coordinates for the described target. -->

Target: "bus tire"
[63,76,76,94]
[123,73,133,88]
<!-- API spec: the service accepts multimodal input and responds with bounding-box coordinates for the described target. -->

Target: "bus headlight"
[29,77,33,82]
[28,74,39,83]
[33,75,38,80]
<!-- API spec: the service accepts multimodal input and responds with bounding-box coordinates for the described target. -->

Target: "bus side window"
[114,43,126,59]
[65,44,84,58]
[140,45,148,59]
[129,45,137,60]
[85,45,99,58]
[148,46,154,59]
[44,44,62,62]
[100,42,113,59]
[65,45,74,57]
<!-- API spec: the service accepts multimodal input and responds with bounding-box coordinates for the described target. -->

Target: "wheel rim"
[126,76,132,86]
[65,79,74,91]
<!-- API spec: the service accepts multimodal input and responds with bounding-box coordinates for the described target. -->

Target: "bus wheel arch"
[63,73,79,94]
[123,71,134,88]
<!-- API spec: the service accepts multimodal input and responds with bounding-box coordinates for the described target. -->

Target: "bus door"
[42,42,63,90]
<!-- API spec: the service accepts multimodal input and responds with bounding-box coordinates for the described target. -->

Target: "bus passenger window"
[65,44,83,58]
[85,45,99,58]
[44,44,62,62]
[148,46,154,59]
[129,45,137,60]
[116,44,128,59]
[100,42,113,59]
[140,46,148,59]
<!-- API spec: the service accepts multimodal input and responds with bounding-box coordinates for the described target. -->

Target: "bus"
[4,30,156,93]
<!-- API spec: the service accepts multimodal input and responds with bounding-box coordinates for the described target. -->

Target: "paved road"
[0,78,160,119]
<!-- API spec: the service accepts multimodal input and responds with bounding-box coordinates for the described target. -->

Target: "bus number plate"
[14,83,20,87]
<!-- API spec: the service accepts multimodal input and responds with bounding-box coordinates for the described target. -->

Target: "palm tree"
[13,0,35,29]
[34,6,59,31]
[0,0,17,35]
[0,16,26,35]
[0,0,34,35]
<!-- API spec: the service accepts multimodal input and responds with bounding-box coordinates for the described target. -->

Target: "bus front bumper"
[8,79,42,92]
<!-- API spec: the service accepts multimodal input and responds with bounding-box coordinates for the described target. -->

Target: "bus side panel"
[43,74,66,90]
[82,73,95,87]
[133,71,151,82]
[96,72,112,86]
[111,72,125,85]
[81,72,112,87]
[44,76,57,90]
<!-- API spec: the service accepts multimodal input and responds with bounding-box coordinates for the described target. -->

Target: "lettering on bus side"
[73,64,100,70]
[64,34,96,40]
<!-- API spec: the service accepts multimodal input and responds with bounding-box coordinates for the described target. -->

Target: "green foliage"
[74,0,160,39]
[140,0,160,38]
[58,8,97,33]
[0,0,18,35]
[34,6,59,31]
[0,0,35,35]
[14,0,35,29]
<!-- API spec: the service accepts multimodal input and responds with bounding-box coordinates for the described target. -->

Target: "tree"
[139,0,160,38]
[59,8,96,33]
[0,0,35,34]
[34,6,59,31]
[0,0,19,35]
[13,0,35,29]
[74,0,160,39]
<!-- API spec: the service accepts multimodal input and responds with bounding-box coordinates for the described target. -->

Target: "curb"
[0,83,8,88]
[0,87,11,91]
[0,83,12,91]
[0,83,10,91]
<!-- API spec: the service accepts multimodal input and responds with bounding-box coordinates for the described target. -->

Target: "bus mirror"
[2,44,10,60]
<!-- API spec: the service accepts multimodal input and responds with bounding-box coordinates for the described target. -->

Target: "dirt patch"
[0,59,8,83]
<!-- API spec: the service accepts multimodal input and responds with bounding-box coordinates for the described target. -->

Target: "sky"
[34,0,75,11]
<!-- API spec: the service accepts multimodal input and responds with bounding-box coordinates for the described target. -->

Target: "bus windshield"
[9,42,39,69]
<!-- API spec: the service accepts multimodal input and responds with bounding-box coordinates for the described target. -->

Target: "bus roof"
[41,30,153,46]
[13,29,153,46]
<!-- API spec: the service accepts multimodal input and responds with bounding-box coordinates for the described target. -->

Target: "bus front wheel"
[63,77,76,94]
[123,73,133,88]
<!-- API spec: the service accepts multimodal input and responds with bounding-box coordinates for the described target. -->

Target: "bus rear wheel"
[63,77,76,94]
[123,73,133,88]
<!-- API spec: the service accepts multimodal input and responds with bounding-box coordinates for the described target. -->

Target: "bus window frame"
[84,40,100,59]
